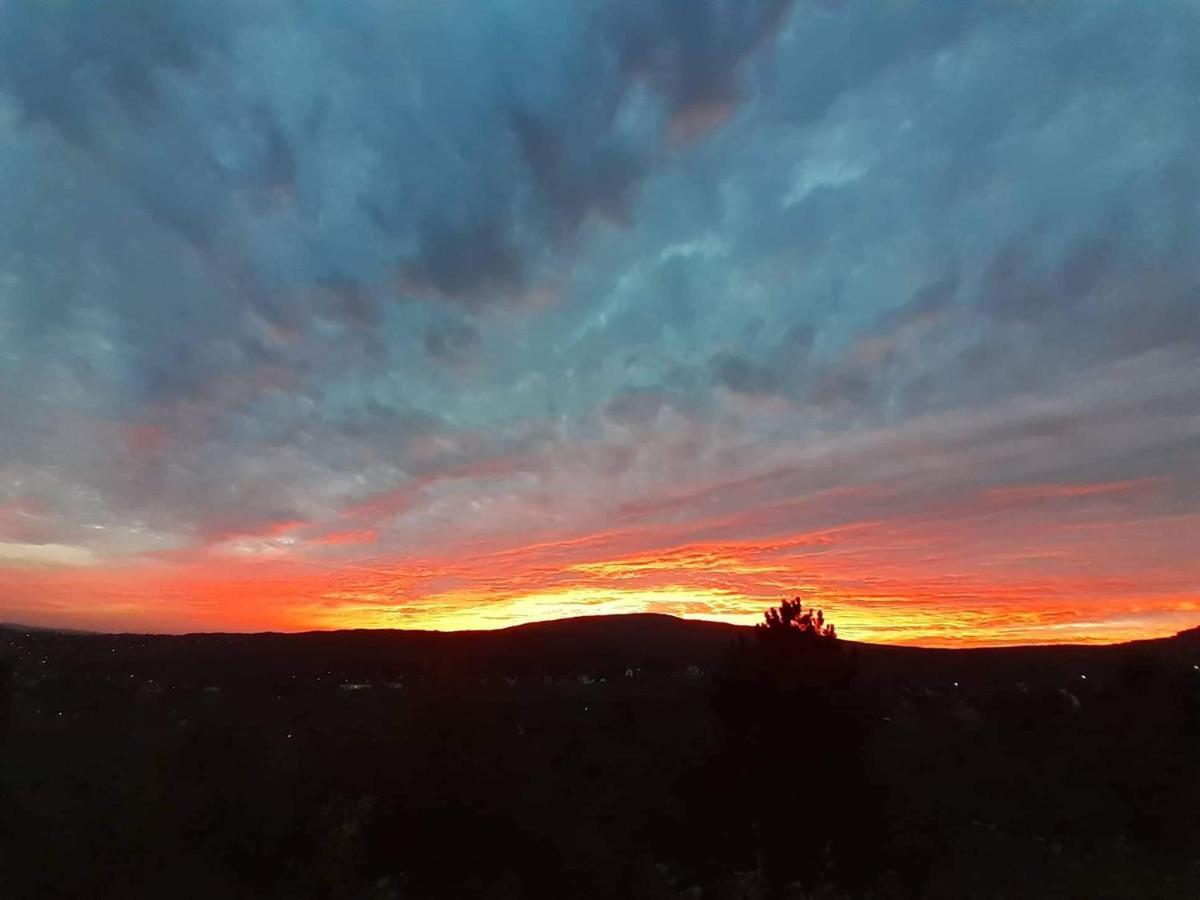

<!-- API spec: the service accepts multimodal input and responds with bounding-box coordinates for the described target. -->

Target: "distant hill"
[3,613,1198,689]
[0,613,745,688]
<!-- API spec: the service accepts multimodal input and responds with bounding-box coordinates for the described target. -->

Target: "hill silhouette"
[4,612,1196,689]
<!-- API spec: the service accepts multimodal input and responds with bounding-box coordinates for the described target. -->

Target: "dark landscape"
[2,610,1198,899]
[4,0,1200,897]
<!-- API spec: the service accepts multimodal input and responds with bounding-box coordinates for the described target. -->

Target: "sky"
[0,0,1197,646]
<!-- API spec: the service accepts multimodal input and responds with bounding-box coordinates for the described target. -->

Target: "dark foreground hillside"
[1,616,1198,898]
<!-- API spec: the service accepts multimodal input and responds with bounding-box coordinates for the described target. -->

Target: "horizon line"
[3,610,1196,652]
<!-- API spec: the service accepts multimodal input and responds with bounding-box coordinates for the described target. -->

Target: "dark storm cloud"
[0,0,230,146]
[509,108,644,232]
[603,0,796,136]
[403,216,527,306]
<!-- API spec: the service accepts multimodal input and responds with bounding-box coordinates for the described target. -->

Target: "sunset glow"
[1,0,1198,645]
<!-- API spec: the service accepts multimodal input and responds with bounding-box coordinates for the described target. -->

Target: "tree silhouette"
[749,598,848,692]
[708,597,883,896]
[757,598,837,640]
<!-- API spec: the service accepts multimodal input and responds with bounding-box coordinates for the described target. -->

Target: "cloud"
[0,0,230,147]
[0,542,98,568]
[423,317,481,365]
[602,0,797,137]
[402,216,527,306]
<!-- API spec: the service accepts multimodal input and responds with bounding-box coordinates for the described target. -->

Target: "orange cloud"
[2,473,1195,646]
[315,530,378,546]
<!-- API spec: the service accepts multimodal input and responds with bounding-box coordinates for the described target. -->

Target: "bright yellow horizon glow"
[2,513,1197,647]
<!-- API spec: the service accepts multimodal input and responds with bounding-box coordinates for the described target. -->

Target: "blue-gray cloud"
[0,0,1197,584]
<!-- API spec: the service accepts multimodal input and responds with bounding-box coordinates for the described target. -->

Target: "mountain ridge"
[4,610,1197,647]
[4,613,1197,690]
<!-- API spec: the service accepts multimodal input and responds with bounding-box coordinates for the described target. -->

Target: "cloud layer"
[1,0,1197,643]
